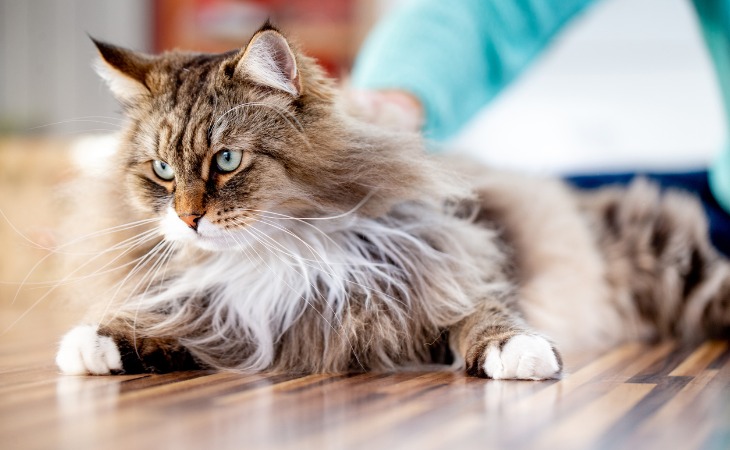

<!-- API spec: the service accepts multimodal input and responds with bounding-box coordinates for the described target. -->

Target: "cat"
[55,22,730,379]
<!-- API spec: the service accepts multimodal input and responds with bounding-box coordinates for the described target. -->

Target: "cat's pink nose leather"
[179,213,202,231]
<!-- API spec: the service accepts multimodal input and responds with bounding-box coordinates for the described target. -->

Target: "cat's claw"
[56,325,122,375]
[483,334,561,380]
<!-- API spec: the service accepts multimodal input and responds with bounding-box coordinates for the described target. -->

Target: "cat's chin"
[164,229,256,252]
[187,234,249,252]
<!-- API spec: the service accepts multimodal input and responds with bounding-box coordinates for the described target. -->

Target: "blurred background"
[0,0,727,400]
[0,0,726,305]
[0,0,389,135]
[0,0,725,172]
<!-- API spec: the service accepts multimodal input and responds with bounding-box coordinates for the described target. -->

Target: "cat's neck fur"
[110,197,509,372]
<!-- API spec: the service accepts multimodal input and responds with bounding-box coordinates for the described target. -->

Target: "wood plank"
[536,383,656,449]
[629,369,720,449]
[669,341,727,377]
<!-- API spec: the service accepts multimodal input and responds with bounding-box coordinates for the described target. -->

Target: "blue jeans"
[565,170,730,258]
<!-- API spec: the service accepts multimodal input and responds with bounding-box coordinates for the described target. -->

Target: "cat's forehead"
[132,83,265,165]
[126,49,301,166]
[151,57,222,108]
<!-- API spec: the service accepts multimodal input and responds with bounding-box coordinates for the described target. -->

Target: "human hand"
[346,90,424,133]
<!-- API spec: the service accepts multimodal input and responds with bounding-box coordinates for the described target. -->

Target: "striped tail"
[580,179,730,342]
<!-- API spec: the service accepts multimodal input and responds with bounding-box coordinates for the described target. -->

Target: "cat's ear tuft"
[91,37,154,103]
[236,27,301,97]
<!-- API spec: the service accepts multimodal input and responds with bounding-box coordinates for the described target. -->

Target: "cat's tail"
[580,178,730,342]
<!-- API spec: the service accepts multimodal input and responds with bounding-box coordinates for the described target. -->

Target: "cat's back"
[460,165,639,355]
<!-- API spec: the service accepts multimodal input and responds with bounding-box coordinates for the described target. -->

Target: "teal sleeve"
[694,0,730,213]
[351,0,596,141]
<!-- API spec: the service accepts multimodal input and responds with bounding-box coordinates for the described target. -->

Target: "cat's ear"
[235,25,301,97]
[91,38,154,103]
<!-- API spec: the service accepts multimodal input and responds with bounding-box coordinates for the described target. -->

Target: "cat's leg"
[450,299,562,380]
[56,321,200,375]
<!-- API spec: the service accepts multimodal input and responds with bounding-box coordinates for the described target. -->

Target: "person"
[350,0,730,255]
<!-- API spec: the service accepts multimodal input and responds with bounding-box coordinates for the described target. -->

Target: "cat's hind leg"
[56,321,200,375]
[584,180,730,342]
[451,299,562,380]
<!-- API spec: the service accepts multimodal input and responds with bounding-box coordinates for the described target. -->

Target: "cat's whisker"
[241,217,402,311]
[226,224,266,276]
[42,226,161,270]
[3,242,165,289]
[6,218,159,295]
[230,217,402,303]
[238,219,398,337]
[238,216,411,311]
[226,227,323,323]
[48,220,161,256]
[9,226,160,305]
[234,217,371,306]
[258,190,377,222]
[0,206,58,252]
[71,115,125,121]
[226,226,295,275]
[0,203,150,257]
[240,228,323,310]
[64,246,160,297]
[131,241,179,353]
[242,223,318,277]
[244,216,339,271]
[240,225,361,328]
[41,129,123,137]
[5,215,159,259]
[135,241,177,304]
[98,240,171,327]
[47,114,125,122]
[3,222,159,297]
[239,209,346,256]
[233,201,376,260]
[27,117,124,132]
[0,230,161,336]
[239,226,298,262]
[59,228,161,282]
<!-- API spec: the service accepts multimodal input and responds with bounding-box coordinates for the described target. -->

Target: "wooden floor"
[1,309,730,450]
[1,138,730,449]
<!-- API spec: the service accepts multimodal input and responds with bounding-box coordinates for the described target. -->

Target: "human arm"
[695,0,730,213]
[351,0,596,141]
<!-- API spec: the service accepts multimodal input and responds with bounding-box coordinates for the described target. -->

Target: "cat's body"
[56,24,730,379]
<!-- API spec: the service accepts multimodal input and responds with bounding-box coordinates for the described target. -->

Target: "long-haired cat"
[56,23,730,379]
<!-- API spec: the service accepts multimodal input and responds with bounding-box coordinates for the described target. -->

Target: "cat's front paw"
[56,325,122,375]
[482,334,562,380]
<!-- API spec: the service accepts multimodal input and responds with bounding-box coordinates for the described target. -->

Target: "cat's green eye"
[214,149,243,173]
[152,160,175,181]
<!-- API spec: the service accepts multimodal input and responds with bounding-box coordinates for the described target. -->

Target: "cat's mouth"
[159,207,257,251]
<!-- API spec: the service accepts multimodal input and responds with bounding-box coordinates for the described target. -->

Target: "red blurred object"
[153,0,374,78]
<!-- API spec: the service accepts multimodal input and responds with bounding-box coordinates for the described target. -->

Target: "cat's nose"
[178,213,203,231]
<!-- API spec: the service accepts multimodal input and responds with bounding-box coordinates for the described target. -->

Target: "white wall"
[449,0,726,175]
[0,0,151,135]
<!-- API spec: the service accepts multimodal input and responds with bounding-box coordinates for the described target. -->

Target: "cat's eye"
[214,149,243,173]
[152,160,175,181]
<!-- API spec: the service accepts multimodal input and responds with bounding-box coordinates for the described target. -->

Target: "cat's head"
[94,23,462,251]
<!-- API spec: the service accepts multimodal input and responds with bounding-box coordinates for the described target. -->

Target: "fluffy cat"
[56,23,730,379]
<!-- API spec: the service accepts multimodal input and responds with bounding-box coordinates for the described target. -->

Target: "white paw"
[483,334,561,380]
[56,325,122,375]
